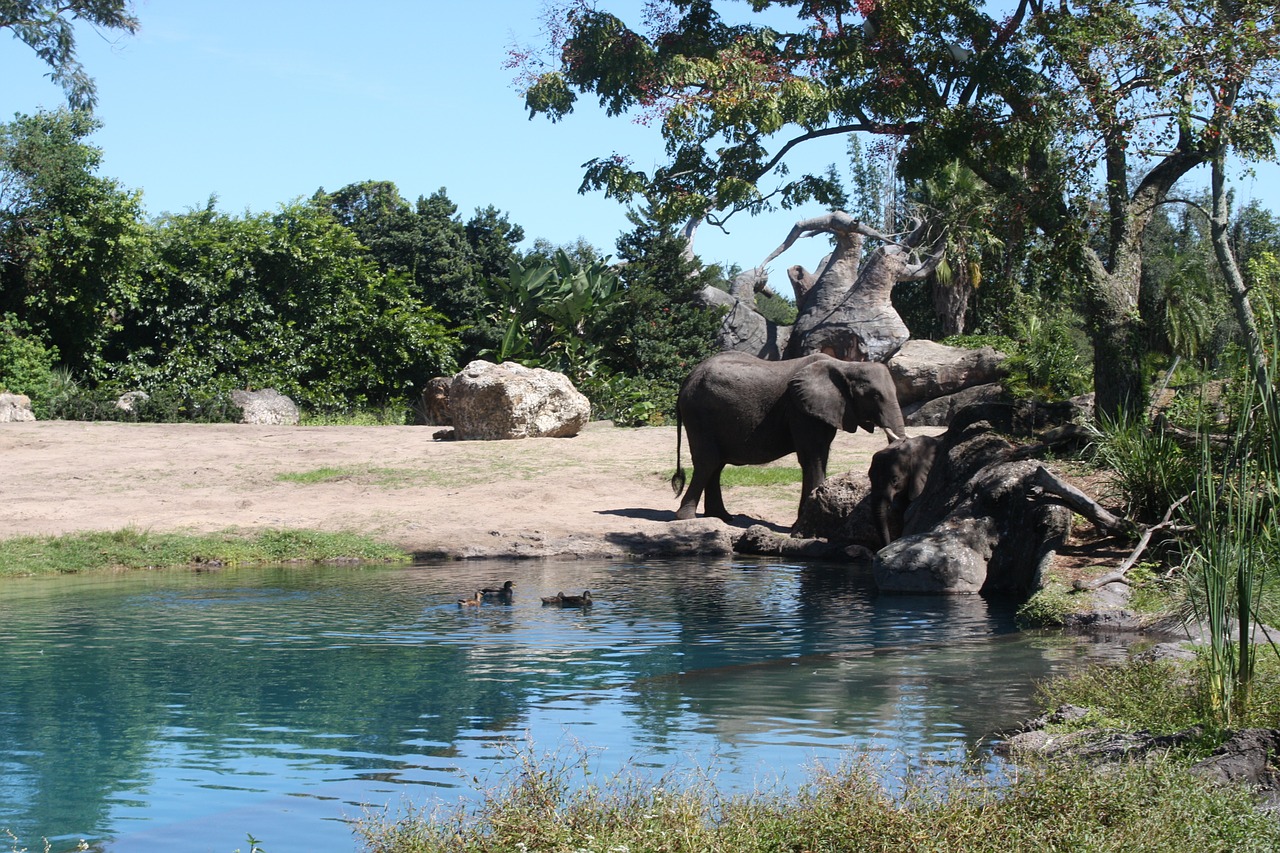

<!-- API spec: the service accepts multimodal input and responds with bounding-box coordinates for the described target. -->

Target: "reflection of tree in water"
[623,572,1111,770]
[0,559,1148,851]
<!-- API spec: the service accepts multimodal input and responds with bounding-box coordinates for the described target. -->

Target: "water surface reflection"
[0,558,1132,852]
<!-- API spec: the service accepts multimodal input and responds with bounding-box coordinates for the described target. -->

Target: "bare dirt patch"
[4,420,892,560]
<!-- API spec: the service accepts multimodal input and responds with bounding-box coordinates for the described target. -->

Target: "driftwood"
[1029,466,1135,536]
[1073,496,1192,591]
[1153,414,1233,450]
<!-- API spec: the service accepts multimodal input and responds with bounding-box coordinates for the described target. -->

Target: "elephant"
[868,433,941,548]
[671,351,907,526]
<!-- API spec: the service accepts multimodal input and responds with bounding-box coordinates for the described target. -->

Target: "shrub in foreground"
[355,745,1280,853]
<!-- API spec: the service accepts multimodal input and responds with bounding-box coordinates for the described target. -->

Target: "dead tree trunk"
[757,212,945,362]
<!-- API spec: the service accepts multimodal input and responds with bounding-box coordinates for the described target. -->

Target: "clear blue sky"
[2,1,1277,292]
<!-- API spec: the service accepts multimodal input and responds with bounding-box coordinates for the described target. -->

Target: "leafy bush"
[0,312,65,416]
[1087,413,1196,522]
[580,373,677,427]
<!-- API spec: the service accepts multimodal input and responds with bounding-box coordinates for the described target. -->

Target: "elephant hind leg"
[676,463,728,521]
[703,470,731,522]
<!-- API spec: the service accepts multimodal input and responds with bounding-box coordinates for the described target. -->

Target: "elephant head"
[788,358,906,442]
[869,434,941,547]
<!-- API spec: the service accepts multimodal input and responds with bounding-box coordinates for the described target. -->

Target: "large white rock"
[449,361,590,440]
[0,392,35,422]
[230,388,300,425]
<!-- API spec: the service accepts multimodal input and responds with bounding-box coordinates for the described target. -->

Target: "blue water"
[0,558,1130,852]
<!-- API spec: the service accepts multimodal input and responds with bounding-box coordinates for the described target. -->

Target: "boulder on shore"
[886,340,1007,406]
[230,388,300,425]
[449,361,590,440]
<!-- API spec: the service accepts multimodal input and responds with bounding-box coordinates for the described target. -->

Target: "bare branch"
[1074,496,1191,590]
[1031,465,1136,536]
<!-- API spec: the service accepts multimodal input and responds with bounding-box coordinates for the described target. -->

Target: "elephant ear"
[789,359,849,429]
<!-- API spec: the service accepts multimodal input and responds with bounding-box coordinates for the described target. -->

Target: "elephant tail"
[671,407,687,497]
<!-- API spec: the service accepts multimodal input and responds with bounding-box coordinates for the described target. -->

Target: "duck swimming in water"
[457,591,484,607]
[481,581,514,599]
[541,590,592,607]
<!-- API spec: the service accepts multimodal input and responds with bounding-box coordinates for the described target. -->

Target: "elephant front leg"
[794,450,831,529]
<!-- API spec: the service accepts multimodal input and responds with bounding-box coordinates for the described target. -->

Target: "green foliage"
[0,1,139,111]
[44,385,241,423]
[356,741,1280,853]
[0,527,409,577]
[0,311,62,415]
[594,215,722,416]
[0,109,148,373]
[482,248,621,382]
[1088,414,1196,522]
[946,298,1092,401]
[753,287,797,326]
[580,372,677,426]
[103,201,460,414]
[943,298,1092,402]
[1006,309,1092,399]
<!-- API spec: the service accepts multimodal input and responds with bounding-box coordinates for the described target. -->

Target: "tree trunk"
[756,212,942,362]
[1209,155,1272,412]
[1082,250,1147,421]
[932,271,970,337]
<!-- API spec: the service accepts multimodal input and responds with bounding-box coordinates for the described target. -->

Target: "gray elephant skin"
[869,434,941,548]
[671,351,907,526]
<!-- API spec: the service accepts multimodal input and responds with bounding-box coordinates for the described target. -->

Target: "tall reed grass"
[1181,331,1280,727]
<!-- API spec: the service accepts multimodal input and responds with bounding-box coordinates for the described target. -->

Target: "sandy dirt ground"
[3,420,907,560]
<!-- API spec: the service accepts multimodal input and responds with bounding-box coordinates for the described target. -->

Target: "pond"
[0,558,1131,852]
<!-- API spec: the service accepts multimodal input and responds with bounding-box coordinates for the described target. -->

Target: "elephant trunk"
[883,405,907,444]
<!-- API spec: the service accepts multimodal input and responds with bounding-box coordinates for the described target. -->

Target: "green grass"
[276,465,423,486]
[684,466,804,487]
[355,743,1280,853]
[1037,652,1280,736]
[0,528,410,577]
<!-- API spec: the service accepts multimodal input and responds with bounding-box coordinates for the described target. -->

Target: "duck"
[457,591,484,607]
[481,580,515,599]
[542,590,593,607]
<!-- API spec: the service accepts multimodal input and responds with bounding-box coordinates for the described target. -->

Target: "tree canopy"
[519,0,1280,417]
[1,1,139,110]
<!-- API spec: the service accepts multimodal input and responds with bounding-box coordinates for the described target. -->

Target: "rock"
[734,524,875,561]
[792,471,881,548]
[874,515,996,594]
[449,360,591,440]
[415,376,453,426]
[872,421,1073,594]
[887,340,1008,406]
[1191,729,1280,809]
[999,721,1203,762]
[903,382,1009,426]
[0,392,35,422]
[230,388,300,425]
[115,391,150,413]
[699,285,790,360]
